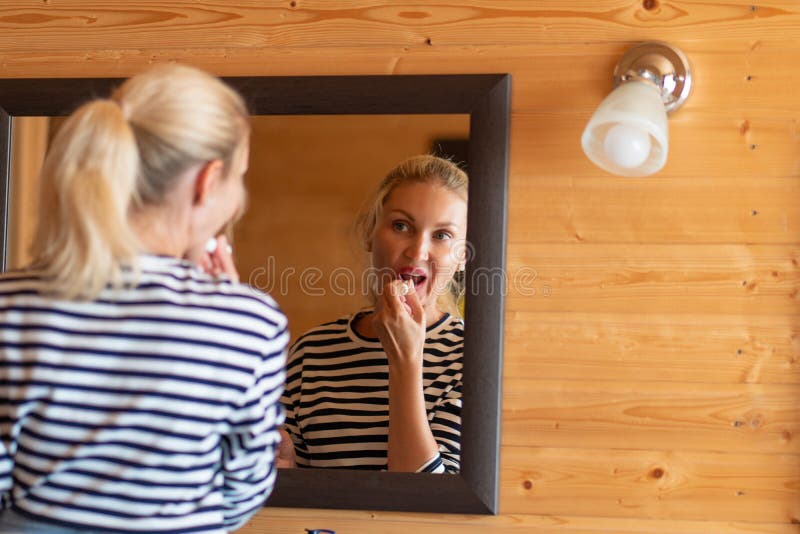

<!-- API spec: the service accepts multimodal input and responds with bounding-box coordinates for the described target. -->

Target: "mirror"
[0,74,510,514]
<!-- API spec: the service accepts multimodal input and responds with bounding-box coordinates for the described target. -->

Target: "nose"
[404,234,430,262]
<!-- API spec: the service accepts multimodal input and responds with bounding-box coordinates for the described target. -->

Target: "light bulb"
[603,123,652,169]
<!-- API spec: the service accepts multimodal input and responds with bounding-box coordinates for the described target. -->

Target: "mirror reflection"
[9,113,470,475]
[279,154,468,474]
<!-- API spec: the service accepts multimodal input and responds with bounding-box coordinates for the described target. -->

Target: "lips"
[397,267,428,288]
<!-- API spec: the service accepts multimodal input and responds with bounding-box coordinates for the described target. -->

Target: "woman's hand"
[373,280,440,472]
[276,427,296,469]
[190,235,240,282]
[372,280,426,370]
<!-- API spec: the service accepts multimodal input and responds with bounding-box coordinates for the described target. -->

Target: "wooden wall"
[2,1,799,532]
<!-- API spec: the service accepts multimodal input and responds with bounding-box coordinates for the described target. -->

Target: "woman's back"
[0,63,286,532]
[0,256,287,533]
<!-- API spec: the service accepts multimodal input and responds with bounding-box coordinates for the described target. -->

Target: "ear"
[193,160,225,207]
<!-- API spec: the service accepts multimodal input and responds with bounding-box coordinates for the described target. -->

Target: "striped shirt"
[282,310,462,474]
[0,255,288,533]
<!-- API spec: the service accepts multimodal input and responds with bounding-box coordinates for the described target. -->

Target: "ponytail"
[30,100,140,299]
[29,64,248,300]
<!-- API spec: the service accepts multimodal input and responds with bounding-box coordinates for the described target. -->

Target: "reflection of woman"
[281,155,467,474]
[0,65,287,533]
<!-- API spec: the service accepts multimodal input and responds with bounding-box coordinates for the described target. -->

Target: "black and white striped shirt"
[0,255,288,533]
[282,310,462,474]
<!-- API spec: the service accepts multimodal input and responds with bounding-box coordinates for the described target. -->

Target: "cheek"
[369,240,390,270]
[429,247,459,283]
[370,230,399,263]
[436,243,460,268]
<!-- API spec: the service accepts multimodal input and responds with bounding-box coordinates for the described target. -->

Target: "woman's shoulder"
[136,255,288,335]
[428,313,465,339]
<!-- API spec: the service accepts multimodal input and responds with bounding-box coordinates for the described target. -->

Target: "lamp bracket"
[613,42,692,113]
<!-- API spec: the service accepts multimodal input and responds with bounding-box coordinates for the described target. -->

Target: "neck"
[423,305,445,326]
[129,206,189,258]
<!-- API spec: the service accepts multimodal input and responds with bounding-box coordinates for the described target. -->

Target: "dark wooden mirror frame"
[0,73,509,515]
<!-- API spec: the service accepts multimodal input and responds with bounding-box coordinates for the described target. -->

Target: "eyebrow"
[389,209,461,229]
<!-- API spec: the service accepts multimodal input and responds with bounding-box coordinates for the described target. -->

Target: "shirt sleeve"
[0,442,11,509]
[423,384,462,474]
[280,340,311,467]
[220,329,288,531]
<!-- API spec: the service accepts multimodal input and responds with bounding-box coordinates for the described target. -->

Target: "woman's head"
[32,64,249,299]
[357,155,469,318]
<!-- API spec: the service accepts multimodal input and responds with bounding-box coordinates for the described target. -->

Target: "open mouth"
[399,272,427,287]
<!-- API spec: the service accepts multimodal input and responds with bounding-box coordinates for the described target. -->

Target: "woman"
[281,155,467,474]
[0,65,287,533]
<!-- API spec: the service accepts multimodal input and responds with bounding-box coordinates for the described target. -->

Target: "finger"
[380,280,406,316]
[198,254,213,274]
[404,285,426,324]
[279,428,294,452]
[213,235,240,282]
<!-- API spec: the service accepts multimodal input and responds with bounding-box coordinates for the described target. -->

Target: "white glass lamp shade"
[581,81,669,177]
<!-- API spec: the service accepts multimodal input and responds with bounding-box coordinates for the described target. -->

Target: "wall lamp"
[581,42,692,177]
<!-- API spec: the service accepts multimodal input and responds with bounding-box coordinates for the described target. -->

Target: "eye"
[433,230,453,241]
[392,220,410,232]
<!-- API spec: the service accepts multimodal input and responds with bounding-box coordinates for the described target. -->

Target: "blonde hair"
[31,64,249,299]
[356,154,468,317]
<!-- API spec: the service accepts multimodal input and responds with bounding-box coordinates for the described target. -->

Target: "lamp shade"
[581,81,668,177]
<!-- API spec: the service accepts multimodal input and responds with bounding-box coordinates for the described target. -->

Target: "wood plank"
[500,446,800,522]
[510,112,800,180]
[502,379,800,454]
[3,2,800,531]
[1,2,800,51]
[396,42,800,116]
[245,507,800,534]
[507,176,800,245]
[502,312,800,385]
[8,116,46,270]
[3,42,800,123]
[503,244,800,315]
[2,43,800,118]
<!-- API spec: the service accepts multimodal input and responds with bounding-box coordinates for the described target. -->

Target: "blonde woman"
[281,155,466,474]
[0,65,287,533]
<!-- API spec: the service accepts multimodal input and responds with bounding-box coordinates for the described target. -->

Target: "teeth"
[400,273,425,283]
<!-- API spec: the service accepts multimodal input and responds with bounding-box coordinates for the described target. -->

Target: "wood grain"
[510,113,800,180]
[502,379,800,454]
[245,507,800,534]
[504,243,800,315]
[7,117,47,269]
[4,43,800,120]
[507,177,800,245]
[502,312,800,385]
[501,447,800,522]
[1,2,800,51]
